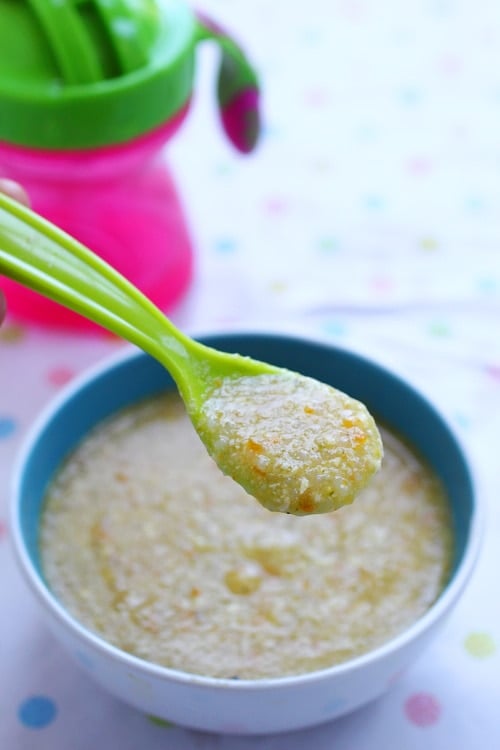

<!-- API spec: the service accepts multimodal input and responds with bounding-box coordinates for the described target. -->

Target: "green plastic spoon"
[0,192,383,514]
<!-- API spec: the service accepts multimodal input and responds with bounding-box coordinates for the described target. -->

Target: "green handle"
[0,192,276,410]
[196,13,261,153]
[0,193,195,384]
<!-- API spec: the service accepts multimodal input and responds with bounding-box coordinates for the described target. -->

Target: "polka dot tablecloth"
[1,0,499,746]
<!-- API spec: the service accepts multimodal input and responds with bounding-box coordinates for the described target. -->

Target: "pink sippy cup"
[0,0,261,329]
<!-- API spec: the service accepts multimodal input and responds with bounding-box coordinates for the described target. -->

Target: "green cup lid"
[0,0,260,151]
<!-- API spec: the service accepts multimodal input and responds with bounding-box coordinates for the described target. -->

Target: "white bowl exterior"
[36,588,450,734]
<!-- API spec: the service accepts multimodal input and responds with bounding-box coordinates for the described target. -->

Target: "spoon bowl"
[0,192,382,513]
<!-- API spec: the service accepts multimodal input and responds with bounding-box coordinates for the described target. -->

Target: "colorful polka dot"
[264,196,289,215]
[428,320,452,337]
[406,156,434,176]
[429,0,455,16]
[339,0,367,21]
[485,363,500,382]
[390,28,415,46]
[464,632,496,659]
[0,416,16,439]
[261,122,283,140]
[47,366,76,387]
[317,236,340,254]
[303,87,330,108]
[396,86,423,106]
[371,275,394,293]
[438,53,463,76]
[299,27,322,45]
[464,195,485,212]
[363,194,386,211]
[148,715,174,728]
[419,236,439,251]
[214,162,233,176]
[454,411,471,429]
[0,323,26,342]
[268,280,288,294]
[18,696,57,729]
[404,692,442,727]
[213,237,237,254]
[321,695,347,714]
[73,650,96,672]
[323,319,347,337]
[477,277,497,294]
[356,123,379,142]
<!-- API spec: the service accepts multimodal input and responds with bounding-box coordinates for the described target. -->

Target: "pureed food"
[40,391,453,680]
[198,372,383,515]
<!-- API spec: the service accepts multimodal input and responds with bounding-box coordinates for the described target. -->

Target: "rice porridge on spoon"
[40,391,453,680]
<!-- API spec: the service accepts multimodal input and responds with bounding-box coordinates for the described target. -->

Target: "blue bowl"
[11,333,483,734]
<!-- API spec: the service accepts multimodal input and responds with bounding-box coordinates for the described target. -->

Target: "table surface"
[1,1,499,747]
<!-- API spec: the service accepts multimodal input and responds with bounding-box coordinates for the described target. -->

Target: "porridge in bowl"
[40,390,453,680]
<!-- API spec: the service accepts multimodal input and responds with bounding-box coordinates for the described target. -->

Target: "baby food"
[199,372,383,514]
[40,391,453,680]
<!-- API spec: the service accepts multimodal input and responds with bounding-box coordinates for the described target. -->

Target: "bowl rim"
[10,331,485,691]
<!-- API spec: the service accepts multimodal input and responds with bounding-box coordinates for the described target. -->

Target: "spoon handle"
[195,13,260,154]
[0,192,194,376]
